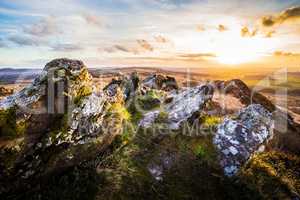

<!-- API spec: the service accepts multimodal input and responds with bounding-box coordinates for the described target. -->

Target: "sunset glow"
[0,0,299,69]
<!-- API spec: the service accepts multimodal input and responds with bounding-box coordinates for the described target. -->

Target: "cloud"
[23,16,59,37]
[261,6,300,27]
[280,6,300,21]
[0,7,45,17]
[8,35,39,46]
[136,39,154,51]
[261,16,276,27]
[149,0,194,9]
[82,14,102,27]
[51,43,83,52]
[0,38,8,48]
[122,51,216,63]
[273,51,300,57]
[265,30,275,38]
[114,45,132,52]
[103,45,139,54]
[240,26,257,37]
[196,25,205,32]
[178,53,216,60]
[218,24,228,32]
[154,35,169,43]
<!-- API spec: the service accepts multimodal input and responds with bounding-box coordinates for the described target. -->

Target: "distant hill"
[0,68,41,84]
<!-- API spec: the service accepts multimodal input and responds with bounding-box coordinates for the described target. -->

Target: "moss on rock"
[239,151,300,199]
[73,85,93,105]
[0,107,26,139]
[137,90,163,110]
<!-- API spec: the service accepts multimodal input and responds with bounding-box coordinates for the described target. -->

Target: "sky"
[0,0,300,69]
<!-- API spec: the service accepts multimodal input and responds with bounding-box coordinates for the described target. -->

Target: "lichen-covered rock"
[103,72,139,101]
[0,58,94,143]
[139,84,213,129]
[166,85,213,129]
[139,110,160,127]
[0,59,129,194]
[0,58,92,111]
[142,74,178,91]
[213,104,274,176]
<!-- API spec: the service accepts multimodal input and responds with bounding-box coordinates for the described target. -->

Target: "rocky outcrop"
[0,58,92,110]
[213,104,274,176]
[139,84,214,129]
[0,60,299,199]
[0,59,128,194]
[142,74,178,91]
[215,79,276,112]
[104,72,139,101]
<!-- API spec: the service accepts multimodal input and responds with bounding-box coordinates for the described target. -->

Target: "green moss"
[107,103,131,121]
[193,144,206,158]
[45,113,70,145]
[175,134,219,165]
[199,115,222,128]
[137,90,162,110]
[111,122,136,150]
[146,89,161,99]
[239,151,300,199]
[127,98,143,124]
[154,111,169,123]
[74,85,92,105]
[0,107,26,138]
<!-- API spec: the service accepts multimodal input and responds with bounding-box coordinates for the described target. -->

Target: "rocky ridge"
[0,59,135,194]
[0,58,299,199]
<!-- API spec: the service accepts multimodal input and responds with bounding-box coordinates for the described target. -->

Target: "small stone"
[222,149,230,155]
[229,146,238,155]
[37,143,42,148]
[224,165,237,176]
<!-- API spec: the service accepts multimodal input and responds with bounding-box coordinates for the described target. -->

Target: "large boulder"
[139,84,214,129]
[215,79,276,112]
[0,58,93,140]
[0,59,128,194]
[103,72,139,101]
[213,104,274,176]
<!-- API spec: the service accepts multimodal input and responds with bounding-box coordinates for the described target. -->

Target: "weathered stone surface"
[215,79,276,112]
[139,110,160,127]
[0,58,92,111]
[142,74,178,91]
[166,85,213,129]
[0,59,128,193]
[139,84,214,129]
[1,61,299,199]
[213,104,274,176]
[104,72,139,101]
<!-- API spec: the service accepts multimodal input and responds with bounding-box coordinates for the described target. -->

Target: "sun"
[216,50,260,65]
[213,29,268,65]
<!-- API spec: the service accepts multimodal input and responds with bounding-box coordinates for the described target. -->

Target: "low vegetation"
[0,107,26,139]
[199,115,222,128]
[73,85,93,105]
[239,151,300,199]
[137,89,163,110]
